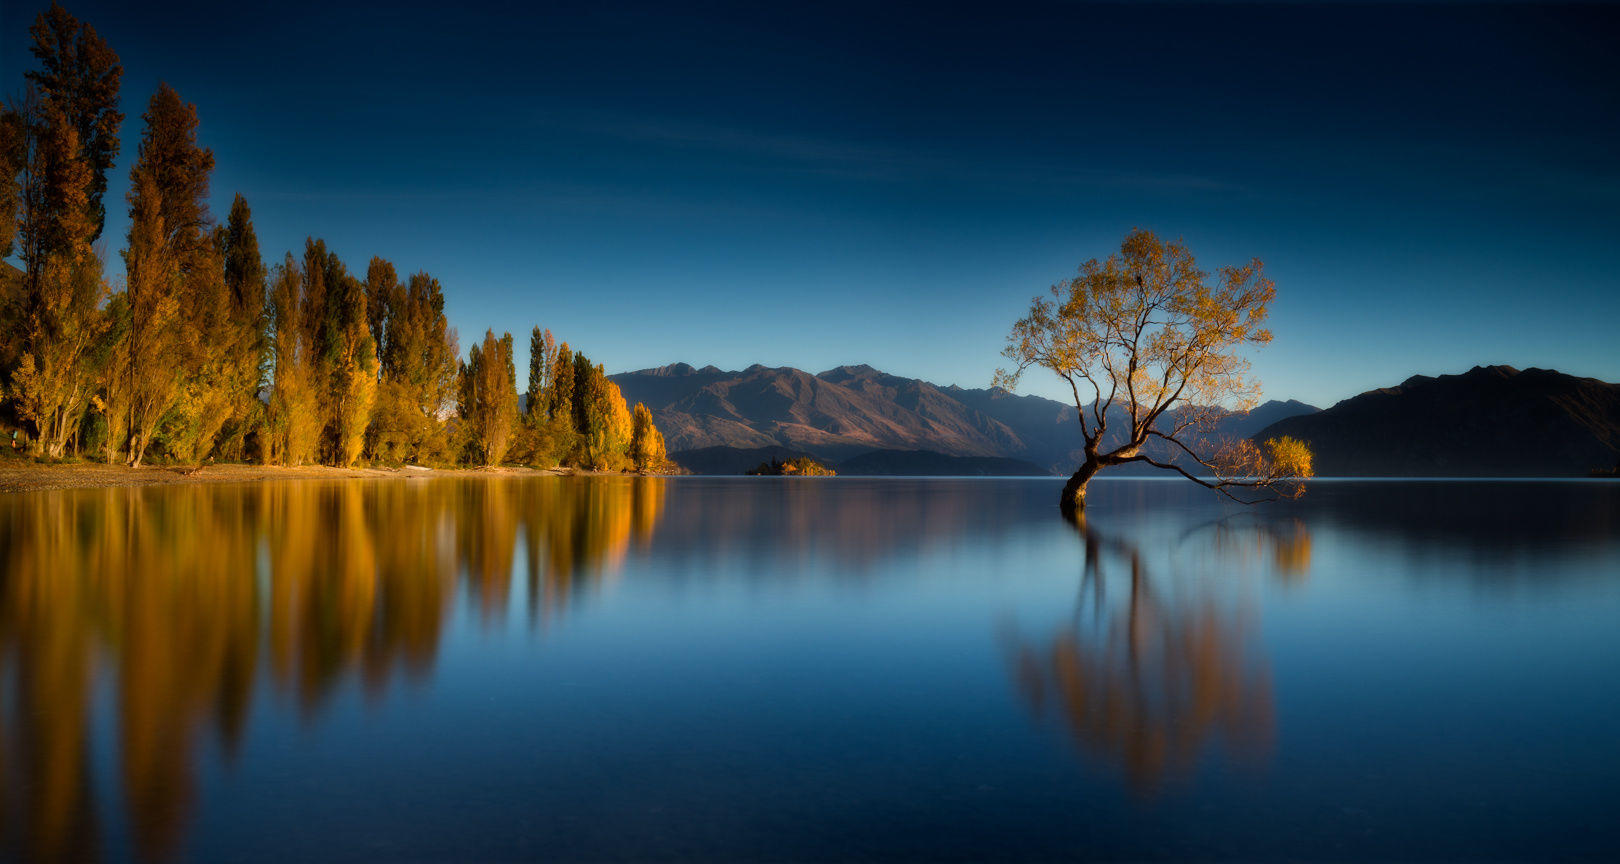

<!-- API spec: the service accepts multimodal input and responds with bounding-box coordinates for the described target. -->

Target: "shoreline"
[0,461,594,493]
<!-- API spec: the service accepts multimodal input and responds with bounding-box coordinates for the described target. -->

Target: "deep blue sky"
[4,1,1617,407]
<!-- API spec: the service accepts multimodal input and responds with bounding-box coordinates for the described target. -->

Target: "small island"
[746,456,836,476]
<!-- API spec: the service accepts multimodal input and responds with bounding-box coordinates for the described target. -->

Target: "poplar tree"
[598,376,634,470]
[121,83,214,466]
[365,256,397,361]
[0,109,25,390]
[458,329,516,466]
[300,240,378,465]
[266,255,318,465]
[547,342,574,424]
[25,0,122,241]
[217,194,267,459]
[121,169,180,466]
[525,326,554,420]
[330,267,376,467]
[10,106,105,457]
[0,108,23,259]
[631,402,667,473]
[372,269,457,463]
[570,351,597,446]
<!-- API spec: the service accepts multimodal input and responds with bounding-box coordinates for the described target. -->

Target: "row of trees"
[458,327,668,472]
[0,2,668,472]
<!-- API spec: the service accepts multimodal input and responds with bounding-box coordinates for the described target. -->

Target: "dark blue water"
[1,476,1617,861]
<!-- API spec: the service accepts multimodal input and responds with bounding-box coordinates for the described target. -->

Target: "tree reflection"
[0,476,663,863]
[1007,517,1308,792]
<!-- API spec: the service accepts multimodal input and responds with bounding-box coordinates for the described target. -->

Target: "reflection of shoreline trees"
[1007,520,1307,792]
[0,476,663,863]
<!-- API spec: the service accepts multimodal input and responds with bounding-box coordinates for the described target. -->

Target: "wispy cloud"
[536,111,1251,196]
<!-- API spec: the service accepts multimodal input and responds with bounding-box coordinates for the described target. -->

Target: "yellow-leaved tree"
[997,229,1313,517]
[630,402,667,473]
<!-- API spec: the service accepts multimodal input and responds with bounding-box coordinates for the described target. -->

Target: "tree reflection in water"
[1006,516,1310,793]
[0,476,664,863]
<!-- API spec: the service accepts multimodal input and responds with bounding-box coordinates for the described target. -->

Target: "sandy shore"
[0,461,575,493]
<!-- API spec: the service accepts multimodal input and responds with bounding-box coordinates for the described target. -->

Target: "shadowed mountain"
[837,449,1053,476]
[614,363,1317,473]
[1255,366,1620,476]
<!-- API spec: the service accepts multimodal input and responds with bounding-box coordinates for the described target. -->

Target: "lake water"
[1,476,1618,862]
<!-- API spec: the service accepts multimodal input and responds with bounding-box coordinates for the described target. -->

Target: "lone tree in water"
[997,230,1313,518]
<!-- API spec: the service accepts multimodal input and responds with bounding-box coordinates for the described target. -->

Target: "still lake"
[1,476,1618,862]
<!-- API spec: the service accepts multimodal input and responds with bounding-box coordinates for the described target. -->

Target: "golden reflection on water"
[1007,520,1311,792]
[0,477,664,863]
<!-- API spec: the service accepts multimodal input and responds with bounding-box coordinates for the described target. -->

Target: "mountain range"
[611,362,1318,475]
[613,362,1620,477]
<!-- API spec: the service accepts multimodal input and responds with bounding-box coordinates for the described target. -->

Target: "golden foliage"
[458,329,518,466]
[1263,435,1313,479]
[630,401,668,473]
[998,229,1304,507]
[12,106,105,458]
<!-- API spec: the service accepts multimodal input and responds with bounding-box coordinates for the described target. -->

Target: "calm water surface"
[1,476,1618,862]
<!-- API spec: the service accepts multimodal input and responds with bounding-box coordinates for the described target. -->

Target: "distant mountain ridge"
[613,363,1317,473]
[1257,365,1620,476]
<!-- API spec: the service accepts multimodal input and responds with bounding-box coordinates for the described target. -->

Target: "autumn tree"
[6,3,120,449]
[24,1,122,241]
[997,230,1313,517]
[556,351,634,471]
[121,83,215,466]
[505,325,564,466]
[299,240,378,466]
[9,105,105,457]
[265,255,318,465]
[458,329,517,466]
[597,377,634,471]
[0,109,25,395]
[365,256,397,358]
[535,340,579,463]
[328,264,376,467]
[0,107,24,260]
[214,193,267,460]
[630,402,667,473]
[371,269,457,463]
[525,326,554,420]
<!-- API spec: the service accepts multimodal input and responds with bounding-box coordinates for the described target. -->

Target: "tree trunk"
[1060,458,1102,520]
